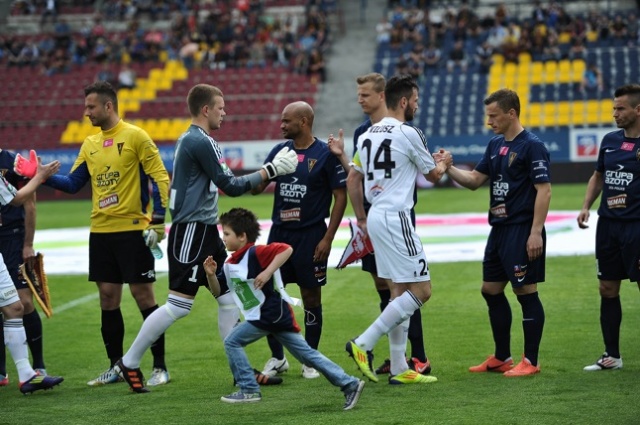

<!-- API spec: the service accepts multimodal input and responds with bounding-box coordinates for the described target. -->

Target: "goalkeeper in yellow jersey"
[43,81,172,387]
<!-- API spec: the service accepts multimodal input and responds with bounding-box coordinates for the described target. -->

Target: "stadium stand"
[374,1,639,137]
[0,0,331,150]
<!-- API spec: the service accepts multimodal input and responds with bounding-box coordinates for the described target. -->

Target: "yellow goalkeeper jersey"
[72,120,170,233]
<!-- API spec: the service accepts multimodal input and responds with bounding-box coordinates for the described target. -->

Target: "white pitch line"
[44,273,169,318]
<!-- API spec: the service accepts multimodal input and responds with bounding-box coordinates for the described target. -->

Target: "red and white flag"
[336,220,374,269]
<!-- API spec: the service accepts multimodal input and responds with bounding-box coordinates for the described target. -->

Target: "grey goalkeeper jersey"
[169,125,263,225]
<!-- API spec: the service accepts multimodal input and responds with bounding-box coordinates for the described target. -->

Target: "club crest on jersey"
[508,152,517,166]
[621,141,635,151]
[308,158,317,172]
[636,149,640,161]
[103,139,113,147]
[117,142,124,156]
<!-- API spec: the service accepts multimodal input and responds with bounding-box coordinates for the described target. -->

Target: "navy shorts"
[0,228,27,290]
[168,222,229,297]
[361,253,377,274]
[268,222,328,288]
[89,231,156,284]
[595,217,640,282]
[483,223,546,287]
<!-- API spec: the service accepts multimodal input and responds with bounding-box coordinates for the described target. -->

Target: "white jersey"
[351,117,435,211]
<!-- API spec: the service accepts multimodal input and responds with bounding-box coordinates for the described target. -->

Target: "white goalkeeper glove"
[262,147,298,180]
[143,223,166,248]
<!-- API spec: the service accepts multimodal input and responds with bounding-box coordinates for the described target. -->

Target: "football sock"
[517,292,545,366]
[600,296,622,358]
[304,305,323,350]
[267,334,285,360]
[217,293,240,340]
[123,295,192,369]
[408,307,427,361]
[101,308,125,367]
[0,313,6,376]
[23,309,45,369]
[4,318,35,382]
[378,288,391,312]
[141,304,166,370]
[389,317,410,375]
[482,291,512,361]
[355,292,422,351]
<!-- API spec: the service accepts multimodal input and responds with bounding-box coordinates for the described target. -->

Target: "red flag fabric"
[336,219,374,269]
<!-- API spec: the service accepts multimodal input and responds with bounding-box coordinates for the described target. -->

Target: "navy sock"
[600,296,622,358]
[408,308,426,361]
[23,309,45,369]
[482,291,512,361]
[304,305,323,350]
[0,313,5,376]
[517,292,545,366]
[378,289,391,313]
[101,308,125,367]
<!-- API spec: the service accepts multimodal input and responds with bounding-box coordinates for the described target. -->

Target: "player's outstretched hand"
[262,147,298,179]
[203,255,217,275]
[328,129,345,156]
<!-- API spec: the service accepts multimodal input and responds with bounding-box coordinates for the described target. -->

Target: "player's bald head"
[283,101,314,127]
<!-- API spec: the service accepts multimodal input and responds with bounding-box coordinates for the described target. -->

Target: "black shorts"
[595,217,640,282]
[89,231,156,284]
[168,222,229,297]
[483,223,546,287]
[0,229,27,290]
[268,222,328,288]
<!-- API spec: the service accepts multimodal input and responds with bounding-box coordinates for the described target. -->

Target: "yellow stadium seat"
[518,52,532,64]
[557,60,571,83]
[558,32,572,44]
[543,61,558,82]
[530,62,544,84]
[600,99,614,117]
[571,60,586,80]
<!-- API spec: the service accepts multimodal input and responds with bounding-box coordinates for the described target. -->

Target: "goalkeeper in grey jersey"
[115,84,298,393]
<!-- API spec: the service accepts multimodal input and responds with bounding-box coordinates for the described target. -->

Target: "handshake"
[262,147,298,180]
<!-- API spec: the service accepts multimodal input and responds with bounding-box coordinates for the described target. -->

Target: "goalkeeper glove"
[14,149,38,179]
[143,223,166,248]
[262,147,298,180]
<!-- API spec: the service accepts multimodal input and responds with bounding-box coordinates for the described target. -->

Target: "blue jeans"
[224,321,359,394]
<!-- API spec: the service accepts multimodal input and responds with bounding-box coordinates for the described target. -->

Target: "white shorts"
[0,253,19,308]
[367,207,431,283]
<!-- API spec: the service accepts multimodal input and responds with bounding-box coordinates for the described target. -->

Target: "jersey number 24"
[361,138,396,180]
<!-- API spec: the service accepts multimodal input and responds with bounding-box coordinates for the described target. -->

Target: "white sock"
[355,292,422,351]
[217,293,240,340]
[389,317,410,375]
[4,318,36,382]
[122,295,193,368]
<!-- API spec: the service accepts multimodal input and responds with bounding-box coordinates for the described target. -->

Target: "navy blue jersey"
[353,119,372,153]
[0,150,26,234]
[595,130,640,220]
[475,130,551,226]
[353,119,373,211]
[264,138,346,229]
